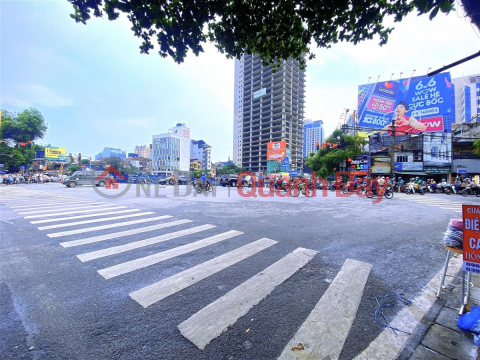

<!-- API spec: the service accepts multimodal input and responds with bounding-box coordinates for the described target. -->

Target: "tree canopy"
[305,129,367,178]
[68,0,461,68]
[0,109,48,172]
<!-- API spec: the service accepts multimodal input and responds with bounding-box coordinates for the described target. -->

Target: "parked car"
[220,174,248,187]
[178,176,188,185]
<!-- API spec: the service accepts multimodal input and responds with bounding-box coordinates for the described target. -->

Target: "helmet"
[202,173,206,176]
[399,177,402,179]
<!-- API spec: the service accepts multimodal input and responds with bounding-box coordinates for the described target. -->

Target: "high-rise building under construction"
[233,54,306,173]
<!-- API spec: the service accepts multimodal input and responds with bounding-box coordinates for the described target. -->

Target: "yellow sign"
[45,147,67,161]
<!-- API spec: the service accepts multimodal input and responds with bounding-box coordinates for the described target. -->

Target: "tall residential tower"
[233,55,306,173]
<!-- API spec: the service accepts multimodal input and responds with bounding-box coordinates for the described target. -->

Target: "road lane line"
[178,247,317,350]
[353,254,463,360]
[279,259,372,359]
[60,219,190,248]
[37,212,154,230]
[24,205,126,219]
[129,238,278,308]
[98,230,243,279]
[47,215,173,238]
[30,209,140,224]
[77,224,216,262]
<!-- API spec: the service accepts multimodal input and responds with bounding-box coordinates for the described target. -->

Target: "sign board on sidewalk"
[82,164,86,169]
[463,205,480,273]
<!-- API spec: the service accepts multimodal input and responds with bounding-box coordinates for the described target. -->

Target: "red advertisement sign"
[367,96,395,113]
[267,141,286,150]
[267,149,286,160]
[463,205,480,273]
[410,116,444,133]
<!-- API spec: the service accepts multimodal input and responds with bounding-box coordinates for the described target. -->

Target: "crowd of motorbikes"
[2,173,58,185]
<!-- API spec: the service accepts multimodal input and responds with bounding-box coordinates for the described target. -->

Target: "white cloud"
[3,84,74,108]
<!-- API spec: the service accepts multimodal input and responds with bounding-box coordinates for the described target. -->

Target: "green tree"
[68,165,81,173]
[474,139,480,157]
[1,109,48,143]
[218,163,245,175]
[305,129,367,178]
[68,0,469,68]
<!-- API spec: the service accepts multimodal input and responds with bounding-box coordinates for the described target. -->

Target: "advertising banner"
[357,73,454,133]
[423,132,451,166]
[394,162,423,171]
[351,155,369,171]
[370,156,391,174]
[267,141,287,160]
[45,147,67,162]
[463,205,480,273]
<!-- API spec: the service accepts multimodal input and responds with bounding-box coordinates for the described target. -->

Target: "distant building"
[303,120,324,157]
[126,157,152,173]
[233,54,305,172]
[134,145,151,159]
[151,123,190,176]
[95,147,126,161]
[190,140,212,170]
[128,153,139,158]
[452,74,480,123]
[190,159,202,171]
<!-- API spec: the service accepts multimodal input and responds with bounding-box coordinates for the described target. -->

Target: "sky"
[1,0,479,162]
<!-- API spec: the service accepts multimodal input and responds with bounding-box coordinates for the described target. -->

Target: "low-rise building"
[151,123,190,177]
[190,140,212,170]
[95,147,126,161]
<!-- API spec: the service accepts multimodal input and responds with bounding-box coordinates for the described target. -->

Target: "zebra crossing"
[395,193,465,212]
[0,187,445,358]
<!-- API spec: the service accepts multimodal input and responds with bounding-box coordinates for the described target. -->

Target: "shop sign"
[453,160,480,174]
[463,205,480,273]
[371,156,391,174]
[351,155,369,171]
[424,166,451,173]
[394,162,423,171]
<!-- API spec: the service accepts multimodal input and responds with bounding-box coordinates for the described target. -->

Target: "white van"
[63,171,110,187]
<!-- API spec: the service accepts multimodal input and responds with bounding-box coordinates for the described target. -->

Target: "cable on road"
[374,293,412,335]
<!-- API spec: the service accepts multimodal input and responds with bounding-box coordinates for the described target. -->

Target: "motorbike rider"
[200,172,210,191]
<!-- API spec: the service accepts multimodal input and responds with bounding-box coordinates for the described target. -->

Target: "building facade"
[151,123,190,176]
[303,120,324,157]
[452,73,480,123]
[233,55,306,173]
[190,140,212,170]
[134,145,151,159]
[95,147,126,161]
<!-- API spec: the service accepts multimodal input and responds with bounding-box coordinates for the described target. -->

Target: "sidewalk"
[404,252,479,360]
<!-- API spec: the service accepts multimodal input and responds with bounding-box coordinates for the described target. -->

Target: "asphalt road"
[1,183,479,359]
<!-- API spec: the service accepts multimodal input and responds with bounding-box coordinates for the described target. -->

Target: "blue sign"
[20,165,25,171]
[288,170,300,176]
[458,169,467,174]
[282,157,289,166]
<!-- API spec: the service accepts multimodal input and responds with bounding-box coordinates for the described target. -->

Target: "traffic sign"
[82,164,86,169]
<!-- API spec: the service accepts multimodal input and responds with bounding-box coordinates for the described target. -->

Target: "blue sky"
[1,1,479,162]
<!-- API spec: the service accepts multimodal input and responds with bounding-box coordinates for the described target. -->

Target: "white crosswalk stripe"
[18,203,109,214]
[279,259,372,359]
[25,205,128,219]
[48,215,173,238]
[59,219,191,248]
[37,211,154,230]
[129,238,277,308]
[178,247,317,350]
[77,224,216,262]
[98,230,243,279]
[6,200,96,208]
[30,209,140,224]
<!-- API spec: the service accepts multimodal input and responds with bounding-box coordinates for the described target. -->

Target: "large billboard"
[357,73,454,134]
[267,141,287,161]
[45,147,67,162]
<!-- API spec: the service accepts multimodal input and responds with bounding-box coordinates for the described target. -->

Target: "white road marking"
[179,247,317,350]
[353,253,463,359]
[6,200,95,208]
[47,215,173,238]
[60,219,190,248]
[24,205,127,219]
[98,230,243,279]
[279,259,372,359]
[30,209,140,224]
[77,224,216,262]
[37,211,154,230]
[18,203,108,214]
[129,238,278,308]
